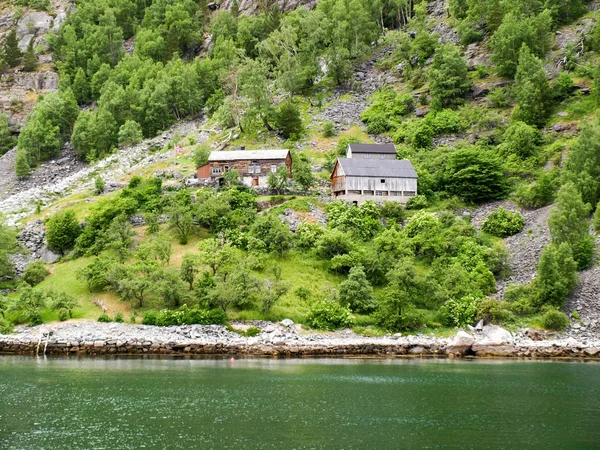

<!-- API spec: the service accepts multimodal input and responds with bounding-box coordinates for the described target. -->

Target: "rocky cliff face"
[219,0,317,14]
[0,1,72,130]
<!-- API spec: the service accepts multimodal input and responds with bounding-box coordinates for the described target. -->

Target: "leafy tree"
[145,212,160,235]
[445,147,509,203]
[548,182,593,270]
[15,150,31,179]
[22,261,49,286]
[49,291,78,319]
[167,204,195,245]
[3,28,22,67]
[71,109,118,161]
[274,101,304,139]
[249,214,293,257]
[512,45,551,127]
[77,256,117,292]
[197,238,238,277]
[563,117,600,207]
[532,243,577,308]
[180,254,199,290]
[0,216,18,280]
[71,67,90,104]
[292,154,315,193]
[428,43,471,109]
[45,210,81,255]
[22,41,38,72]
[315,228,354,259]
[498,121,540,159]
[153,268,190,308]
[267,165,290,194]
[261,268,290,314]
[338,266,375,313]
[193,144,211,168]
[102,215,135,262]
[9,284,47,325]
[118,120,144,147]
[0,113,16,156]
[490,11,552,78]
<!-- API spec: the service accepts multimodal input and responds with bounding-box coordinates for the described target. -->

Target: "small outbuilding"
[346,143,397,160]
[331,157,418,204]
[197,149,292,187]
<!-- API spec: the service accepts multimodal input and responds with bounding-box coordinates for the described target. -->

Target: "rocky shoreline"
[1,321,600,359]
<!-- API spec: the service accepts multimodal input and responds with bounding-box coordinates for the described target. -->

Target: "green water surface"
[1,356,599,449]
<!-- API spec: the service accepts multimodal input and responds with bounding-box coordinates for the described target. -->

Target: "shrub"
[515,171,557,209]
[540,307,570,331]
[114,312,124,323]
[594,204,600,231]
[142,308,227,326]
[305,300,354,330]
[118,120,144,147]
[22,261,49,286]
[193,144,211,169]
[360,89,414,133]
[0,317,13,334]
[482,207,525,238]
[97,313,112,323]
[94,176,105,195]
[57,309,69,321]
[322,121,336,137]
[439,295,481,327]
[142,311,157,325]
[406,195,428,210]
[476,298,515,324]
[338,266,376,313]
[46,210,81,255]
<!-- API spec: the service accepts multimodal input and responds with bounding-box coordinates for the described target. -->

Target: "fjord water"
[1,357,599,449]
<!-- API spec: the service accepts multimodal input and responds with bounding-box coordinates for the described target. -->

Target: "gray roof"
[208,149,290,162]
[336,158,418,178]
[348,143,397,154]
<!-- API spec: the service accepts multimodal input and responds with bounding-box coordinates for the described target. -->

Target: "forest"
[1,0,600,336]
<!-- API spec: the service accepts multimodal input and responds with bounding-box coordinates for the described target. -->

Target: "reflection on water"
[1,356,599,449]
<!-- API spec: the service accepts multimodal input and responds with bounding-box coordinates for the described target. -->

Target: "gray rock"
[281,319,294,327]
[40,247,60,264]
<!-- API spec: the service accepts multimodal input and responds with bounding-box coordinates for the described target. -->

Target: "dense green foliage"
[482,207,525,238]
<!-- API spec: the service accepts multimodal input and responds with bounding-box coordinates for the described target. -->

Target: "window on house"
[211,167,222,175]
[380,179,385,183]
[271,165,277,173]
[379,154,385,159]
[365,154,371,159]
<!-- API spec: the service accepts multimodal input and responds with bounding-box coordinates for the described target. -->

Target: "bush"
[305,300,354,330]
[193,144,211,168]
[0,317,13,334]
[142,311,157,325]
[97,313,112,323]
[114,312,124,323]
[439,295,481,327]
[360,89,414,133]
[118,120,144,147]
[515,171,557,209]
[406,195,428,210]
[142,308,227,326]
[274,101,304,140]
[58,309,69,321]
[482,207,525,238]
[46,210,82,255]
[476,298,515,324]
[94,176,105,195]
[22,261,49,286]
[322,121,336,137]
[540,307,570,331]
